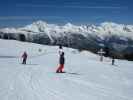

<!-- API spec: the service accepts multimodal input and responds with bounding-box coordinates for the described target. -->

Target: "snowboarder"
[56,52,65,73]
[98,48,105,62]
[22,51,28,64]
[112,56,115,65]
[59,45,63,56]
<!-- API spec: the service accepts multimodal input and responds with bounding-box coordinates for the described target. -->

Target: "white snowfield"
[0,39,133,100]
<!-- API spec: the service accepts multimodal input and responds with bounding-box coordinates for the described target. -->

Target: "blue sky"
[0,0,132,27]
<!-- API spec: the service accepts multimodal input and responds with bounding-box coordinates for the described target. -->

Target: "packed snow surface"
[0,39,133,100]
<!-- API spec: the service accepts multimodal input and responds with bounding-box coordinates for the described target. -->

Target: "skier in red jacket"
[22,51,28,64]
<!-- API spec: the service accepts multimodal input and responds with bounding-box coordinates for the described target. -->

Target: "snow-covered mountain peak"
[21,20,49,33]
[32,20,48,27]
[64,22,74,27]
[100,22,124,31]
[0,20,133,39]
[98,22,133,36]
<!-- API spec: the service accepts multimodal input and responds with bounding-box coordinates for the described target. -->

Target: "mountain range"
[0,21,133,60]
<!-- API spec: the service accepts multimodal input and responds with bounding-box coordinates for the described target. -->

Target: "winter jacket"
[22,52,28,59]
[59,49,63,56]
[59,55,65,64]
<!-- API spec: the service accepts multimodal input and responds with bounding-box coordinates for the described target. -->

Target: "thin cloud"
[0,16,66,20]
[16,4,128,9]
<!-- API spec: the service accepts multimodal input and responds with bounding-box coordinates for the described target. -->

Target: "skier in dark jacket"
[22,51,28,64]
[112,56,115,65]
[56,52,65,73]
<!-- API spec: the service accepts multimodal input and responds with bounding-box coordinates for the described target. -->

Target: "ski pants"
[56,64,64,72]
[22,58,27,64]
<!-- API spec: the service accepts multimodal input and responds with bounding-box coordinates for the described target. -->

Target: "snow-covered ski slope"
[0,39,133,100]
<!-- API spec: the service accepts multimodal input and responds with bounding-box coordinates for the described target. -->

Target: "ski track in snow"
[62,76,130,100]
[0,54,133,100]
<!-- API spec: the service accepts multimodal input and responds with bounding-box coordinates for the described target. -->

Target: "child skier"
[56,52,65,73]
[22,51,28,64]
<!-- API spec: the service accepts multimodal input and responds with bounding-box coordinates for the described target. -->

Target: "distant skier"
[59,45,63,56]
[56,52,65,73]
[22,51,28,64]
[98,48,105,62]
[112,56,115,65]
[38,48,42,52]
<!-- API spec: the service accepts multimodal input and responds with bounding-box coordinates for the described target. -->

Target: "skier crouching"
[56,52,65,73]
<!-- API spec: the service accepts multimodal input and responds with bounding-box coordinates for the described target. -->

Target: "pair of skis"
[56,72,80,75]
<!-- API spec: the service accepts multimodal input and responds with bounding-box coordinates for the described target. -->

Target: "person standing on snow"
[112,56,115,65]
[56,52,65,73]
[98,48,105,62]
[22,51,28,64]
